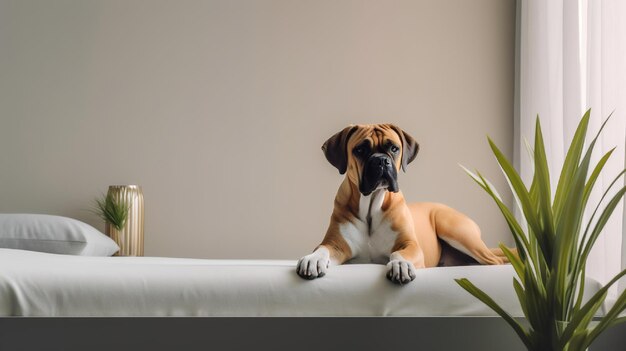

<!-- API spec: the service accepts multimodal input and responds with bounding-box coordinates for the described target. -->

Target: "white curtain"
[515,0,626,295]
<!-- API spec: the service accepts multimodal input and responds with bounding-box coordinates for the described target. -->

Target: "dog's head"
[322,124,419,196]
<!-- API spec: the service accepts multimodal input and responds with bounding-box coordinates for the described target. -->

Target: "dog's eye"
[354,147,364,154]
[390,145,399,153]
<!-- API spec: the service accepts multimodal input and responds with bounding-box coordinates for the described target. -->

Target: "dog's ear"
[322,125,358,175]
[389,124,419,172]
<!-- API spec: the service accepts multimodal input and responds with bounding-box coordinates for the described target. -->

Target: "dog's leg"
[489,247,519,263]
[296,223,352,280]
[296,246,331,280]
[386,240,425,284]
[384,207,425,284]
[433,205,505,265]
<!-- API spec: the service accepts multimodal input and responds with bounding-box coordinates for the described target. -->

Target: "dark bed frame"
[1,317,624,351]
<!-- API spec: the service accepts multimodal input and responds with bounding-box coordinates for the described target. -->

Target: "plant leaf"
[460,165,531,261]
[577,170,626,274]
[573,264,586,312]
[553,109,590,224]
[455,278,533,350]
[513,278,529,318]
[552,131,596,321]
[500,243,525,284]
[578,185,626,277]
[488,137,545,259]
[93,193,130,230]
[532,116,556,257]
[560,288,606,347]
[566,329,589,351]
[586,278,626,346]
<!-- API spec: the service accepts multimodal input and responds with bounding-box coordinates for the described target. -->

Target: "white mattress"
[0,248,602,317]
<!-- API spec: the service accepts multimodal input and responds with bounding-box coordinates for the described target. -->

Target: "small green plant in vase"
[456,109,626,351]
[93,192,130,231]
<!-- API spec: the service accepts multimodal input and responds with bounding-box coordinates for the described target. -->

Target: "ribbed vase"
[105,185,144,256]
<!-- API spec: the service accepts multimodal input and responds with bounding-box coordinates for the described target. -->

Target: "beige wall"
[0,0,516,259]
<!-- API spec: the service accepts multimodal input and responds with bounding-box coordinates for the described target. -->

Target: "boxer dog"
[296,124,509,284]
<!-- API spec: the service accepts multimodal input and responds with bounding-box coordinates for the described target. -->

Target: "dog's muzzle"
[359,153,399,196]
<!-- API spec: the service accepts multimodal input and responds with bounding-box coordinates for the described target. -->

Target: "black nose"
[369,156,391,168]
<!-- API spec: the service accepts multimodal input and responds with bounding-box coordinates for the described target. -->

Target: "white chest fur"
[339,189,398,264]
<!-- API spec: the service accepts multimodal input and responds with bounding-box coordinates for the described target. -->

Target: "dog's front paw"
[386,258,417,285]
[296,247,330,280]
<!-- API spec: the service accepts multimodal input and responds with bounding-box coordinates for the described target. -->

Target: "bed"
[0,248,603,317]
[0,214,616,349]
[2,249,625,350]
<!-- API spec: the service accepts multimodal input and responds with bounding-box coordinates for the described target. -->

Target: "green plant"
[456,109,626,351]
[93,193,130,231]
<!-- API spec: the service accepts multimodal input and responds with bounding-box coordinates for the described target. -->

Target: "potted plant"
[456,109,626,350]
[94,192,130,232]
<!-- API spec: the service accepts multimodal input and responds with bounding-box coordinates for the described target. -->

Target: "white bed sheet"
[0,248,602,317]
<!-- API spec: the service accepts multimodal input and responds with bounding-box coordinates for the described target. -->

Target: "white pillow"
[0,214,119,256]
